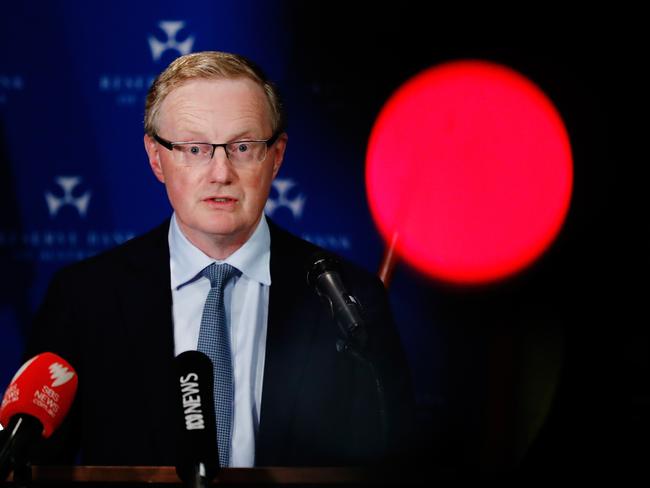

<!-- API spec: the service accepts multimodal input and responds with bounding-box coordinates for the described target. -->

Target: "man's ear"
[144,134,165,183]
[271,132,288,178]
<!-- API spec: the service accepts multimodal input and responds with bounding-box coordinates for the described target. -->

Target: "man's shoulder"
[53,219,170,282]
[267,219,322,263]
[267,219,380,289]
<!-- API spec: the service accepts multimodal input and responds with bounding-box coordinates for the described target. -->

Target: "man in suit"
[25,51,414,467]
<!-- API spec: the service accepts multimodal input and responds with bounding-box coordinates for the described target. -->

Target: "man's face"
[144,77,286,257]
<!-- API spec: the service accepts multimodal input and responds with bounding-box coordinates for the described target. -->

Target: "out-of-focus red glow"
[366,60,573,284]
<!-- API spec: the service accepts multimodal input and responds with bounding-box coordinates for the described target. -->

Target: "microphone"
[174,351,219,488]
[307,255,389,449]
[307,254,368,351]
[0,352,78,481]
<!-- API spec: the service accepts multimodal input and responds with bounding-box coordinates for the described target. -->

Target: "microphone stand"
[307,256,390,456]
[0,416,40,486]
[188,462,209,488]
[336,330,389,457]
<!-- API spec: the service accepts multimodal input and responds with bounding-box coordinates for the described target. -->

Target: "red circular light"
[366,60,573,284]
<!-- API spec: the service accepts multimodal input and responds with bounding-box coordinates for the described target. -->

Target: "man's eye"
[236,143,250,153]
[189,145,202,155]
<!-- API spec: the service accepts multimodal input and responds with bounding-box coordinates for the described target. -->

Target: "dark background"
[1,1,645,481]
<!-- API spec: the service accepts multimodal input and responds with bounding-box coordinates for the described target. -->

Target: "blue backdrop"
[0,0,639,477]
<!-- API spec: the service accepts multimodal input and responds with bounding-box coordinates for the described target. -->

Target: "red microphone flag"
[0,353,78,438]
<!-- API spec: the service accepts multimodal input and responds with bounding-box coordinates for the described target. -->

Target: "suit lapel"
[256,223,322,464]
[118,221,177,463]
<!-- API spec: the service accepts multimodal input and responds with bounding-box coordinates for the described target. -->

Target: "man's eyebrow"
[169,128,210,142]
[171,129,263,143]
[227,130,262,141]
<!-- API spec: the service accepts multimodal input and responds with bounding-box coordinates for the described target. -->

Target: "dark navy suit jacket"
[25,219,414,466]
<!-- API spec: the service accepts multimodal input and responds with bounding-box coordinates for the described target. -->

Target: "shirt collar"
[169,213,271,290]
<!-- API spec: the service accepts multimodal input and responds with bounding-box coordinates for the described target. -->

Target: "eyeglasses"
[152,131,281,167]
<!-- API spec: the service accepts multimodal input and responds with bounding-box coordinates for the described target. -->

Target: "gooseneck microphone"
[174,351,219,488]
[0,352,78,482]
[307,254,389,453]
[307,254,368,351]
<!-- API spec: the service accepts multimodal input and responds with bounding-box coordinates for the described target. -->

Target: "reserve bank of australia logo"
[265,178,306,220]
[148,21,195,62]
[45,176,91,218]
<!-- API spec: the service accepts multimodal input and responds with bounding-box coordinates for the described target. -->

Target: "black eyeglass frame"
[152,131,282,161]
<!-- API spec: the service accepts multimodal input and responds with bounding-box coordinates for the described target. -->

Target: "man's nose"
[208,146,235,183]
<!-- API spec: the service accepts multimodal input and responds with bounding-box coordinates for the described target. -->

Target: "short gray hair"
[144,51,285,135]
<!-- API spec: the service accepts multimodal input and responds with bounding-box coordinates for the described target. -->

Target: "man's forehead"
[159,77,270,122]
[166,77,264,103]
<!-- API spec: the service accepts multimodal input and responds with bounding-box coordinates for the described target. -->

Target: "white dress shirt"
[169,213,270,467]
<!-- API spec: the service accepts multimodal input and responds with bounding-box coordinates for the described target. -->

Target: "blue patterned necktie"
[197,262,239,468]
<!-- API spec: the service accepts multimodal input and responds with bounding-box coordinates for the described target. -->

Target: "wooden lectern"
[6,465,425,486]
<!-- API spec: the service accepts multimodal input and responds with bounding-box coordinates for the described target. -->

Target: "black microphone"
[174,351,219,488]
[307,255,389,449]
[307,254,368,350]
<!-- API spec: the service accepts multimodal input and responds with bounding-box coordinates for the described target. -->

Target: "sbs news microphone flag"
[0,352,78,437]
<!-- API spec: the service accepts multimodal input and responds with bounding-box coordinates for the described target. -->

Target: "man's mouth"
[204,196,238,207]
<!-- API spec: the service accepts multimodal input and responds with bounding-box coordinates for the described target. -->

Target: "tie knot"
[202,263,239,289]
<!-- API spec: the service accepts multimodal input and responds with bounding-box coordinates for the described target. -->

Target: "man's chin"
[202,222,255,245]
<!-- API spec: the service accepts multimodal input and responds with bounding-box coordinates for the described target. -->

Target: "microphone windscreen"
[0,353,78,438]
[306,253,335,287]
[174,350,219,480]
